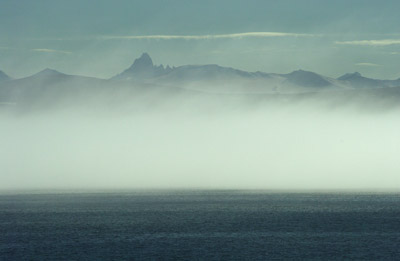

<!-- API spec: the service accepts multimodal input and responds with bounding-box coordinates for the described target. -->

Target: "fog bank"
[1,100,400,190]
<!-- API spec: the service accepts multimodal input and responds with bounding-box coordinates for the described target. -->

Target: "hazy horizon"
[1,0,400,191]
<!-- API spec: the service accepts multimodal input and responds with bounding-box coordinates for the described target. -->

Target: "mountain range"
[1,53,400,109]
[110,53,400,92]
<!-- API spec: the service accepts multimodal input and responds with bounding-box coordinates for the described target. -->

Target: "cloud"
[102,32,314,40]
[31,48,72,54]
[336,39,400,46]
[355,63,382,67]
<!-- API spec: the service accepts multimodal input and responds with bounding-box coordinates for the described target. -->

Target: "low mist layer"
[1,94,400,190]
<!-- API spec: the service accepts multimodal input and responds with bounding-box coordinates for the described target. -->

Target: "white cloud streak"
[31,48,72,54]
[102,32,314,40]
[355,63,382,67]
[336,39,400,46]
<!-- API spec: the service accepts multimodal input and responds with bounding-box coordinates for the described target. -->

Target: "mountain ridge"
[109,53,400,91]
[1,53,400,106]
[2,53,400,88]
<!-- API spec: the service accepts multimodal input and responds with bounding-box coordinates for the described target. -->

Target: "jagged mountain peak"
[128,53,154,72]
[112,53,170,80]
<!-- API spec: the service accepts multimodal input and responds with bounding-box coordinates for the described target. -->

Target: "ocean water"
[1,191,400,260]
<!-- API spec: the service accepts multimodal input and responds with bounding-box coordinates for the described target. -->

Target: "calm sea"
[1,191,400,260]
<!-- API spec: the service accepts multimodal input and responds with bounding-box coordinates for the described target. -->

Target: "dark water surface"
[1,191,400,260]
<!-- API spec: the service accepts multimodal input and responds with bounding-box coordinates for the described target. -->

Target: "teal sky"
[1,0,400,79]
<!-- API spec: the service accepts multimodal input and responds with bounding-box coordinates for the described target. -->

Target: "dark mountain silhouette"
[1,53,400,109]
[338,72,384,88]
[110,54,346,93]
[0,68,106,104]
[284,70,333,88]
[112,53,171,81]
[338,72,400,88]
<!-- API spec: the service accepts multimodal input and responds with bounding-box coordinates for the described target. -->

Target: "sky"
[1,0,400,79]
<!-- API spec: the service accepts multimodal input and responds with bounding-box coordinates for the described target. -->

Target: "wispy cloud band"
[102,32,313,40]
[336,39,400,46]
[355,63,382,67]
[31,48,71,54]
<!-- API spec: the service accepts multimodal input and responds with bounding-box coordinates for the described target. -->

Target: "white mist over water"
[1,96,400,191]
